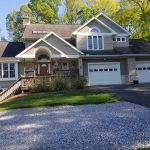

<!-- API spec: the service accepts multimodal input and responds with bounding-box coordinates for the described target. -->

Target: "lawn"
[0,91,117,111]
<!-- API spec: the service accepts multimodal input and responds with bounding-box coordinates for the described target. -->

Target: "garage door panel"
[88,63,121,85]
[136,61,150,83]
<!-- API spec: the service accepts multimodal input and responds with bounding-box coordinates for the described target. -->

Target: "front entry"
[37,63,51,76]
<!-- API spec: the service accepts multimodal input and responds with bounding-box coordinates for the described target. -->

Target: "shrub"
[72,75,87,89]
[28,78,50,93]
[50,76,70,91]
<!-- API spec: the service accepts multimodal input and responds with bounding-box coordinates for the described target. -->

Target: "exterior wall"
[103,35,113,50]
[97,15,127,34]
[79,20,111,33]
[0,81,15,88]
[82,58,128,84]
[45,35,80,55]
[76,35,113,50]
[113,37,129,47]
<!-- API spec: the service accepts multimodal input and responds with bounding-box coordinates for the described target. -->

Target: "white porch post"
[78,58,83,75]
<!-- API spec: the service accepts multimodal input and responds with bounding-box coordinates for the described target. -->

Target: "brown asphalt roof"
[23,24,81,39]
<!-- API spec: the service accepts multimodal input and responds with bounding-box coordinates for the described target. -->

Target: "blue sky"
[0,0,30,38]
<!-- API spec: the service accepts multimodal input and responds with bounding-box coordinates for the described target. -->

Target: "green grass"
[0,91,118,111]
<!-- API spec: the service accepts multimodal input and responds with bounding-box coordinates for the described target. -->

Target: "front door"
[37,63,50,76]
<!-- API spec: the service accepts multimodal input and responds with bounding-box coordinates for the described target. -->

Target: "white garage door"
[88,62,121,85]
[136,61,150,83]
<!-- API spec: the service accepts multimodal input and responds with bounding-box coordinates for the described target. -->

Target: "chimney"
[23,16,30,26]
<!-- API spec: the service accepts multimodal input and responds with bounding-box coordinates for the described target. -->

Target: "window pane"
[117,38,120,41]
[88,36,92,49]
[93,36,98,49]
[98,36,102,49]
[122,37,125,41]
[10,63,15,78]
[3,63,8,78]
[91,28,99,33]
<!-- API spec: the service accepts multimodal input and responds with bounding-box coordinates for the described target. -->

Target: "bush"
[28,78,50,93]
[72,75,87,89]
[50,76,70,91]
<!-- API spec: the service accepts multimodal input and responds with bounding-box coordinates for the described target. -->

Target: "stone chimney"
[23,16,30,26]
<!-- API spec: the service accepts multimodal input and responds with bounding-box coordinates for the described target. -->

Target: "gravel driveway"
[0,102,150,150]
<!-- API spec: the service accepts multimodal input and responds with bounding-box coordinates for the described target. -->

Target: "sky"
[0,0,30,39]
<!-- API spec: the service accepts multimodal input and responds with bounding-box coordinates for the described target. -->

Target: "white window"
[0,63,18,81]
[113,36,126,42]
[90,27,100,33]
[88,36,103,50]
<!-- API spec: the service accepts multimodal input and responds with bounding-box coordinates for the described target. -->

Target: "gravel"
[0,102,150,150]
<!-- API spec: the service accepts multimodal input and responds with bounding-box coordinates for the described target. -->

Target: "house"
[0,12,150,92]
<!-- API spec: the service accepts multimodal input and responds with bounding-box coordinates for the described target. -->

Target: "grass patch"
[0,91,118,111]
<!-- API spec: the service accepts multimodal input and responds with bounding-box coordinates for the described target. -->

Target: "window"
[88,36,103,50]
[113,36,126,42]
[91,28,100,33]
[0,63,18,80]
[62,62,69,70]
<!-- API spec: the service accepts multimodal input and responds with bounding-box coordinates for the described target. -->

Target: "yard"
[0,91,117,111]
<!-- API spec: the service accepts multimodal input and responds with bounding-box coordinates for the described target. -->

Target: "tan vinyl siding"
[76,35,87,50]
[45,35,80,55]
[79,20,111,33]
[103,35,113,50]
[113,37,129,47]
[0,81,16,88]
[98,15,127,34]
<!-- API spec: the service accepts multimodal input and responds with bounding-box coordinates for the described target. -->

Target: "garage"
[88,62,121,85]
[136,61,150,83]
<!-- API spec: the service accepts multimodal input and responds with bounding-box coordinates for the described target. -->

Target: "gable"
[24,41,61,56]
[16,39,68,58]
[79,20,112,33]
[97,14,129,34]
[44,32,83,56]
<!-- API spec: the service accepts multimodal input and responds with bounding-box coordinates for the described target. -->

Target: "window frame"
[113,36,126,42]
[0,62,18,81]
[87,35,104,50]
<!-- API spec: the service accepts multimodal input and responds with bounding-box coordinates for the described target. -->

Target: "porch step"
[0,79,22,102]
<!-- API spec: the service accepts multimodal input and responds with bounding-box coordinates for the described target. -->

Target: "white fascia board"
[96,13,131,35]
[43,32,84,55]
[16,38,43,58]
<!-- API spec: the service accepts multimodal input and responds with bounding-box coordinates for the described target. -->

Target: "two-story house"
[0,12,150,91]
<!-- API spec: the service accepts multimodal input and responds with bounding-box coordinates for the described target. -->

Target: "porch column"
[78,58,83,75]
[127,58,136,83]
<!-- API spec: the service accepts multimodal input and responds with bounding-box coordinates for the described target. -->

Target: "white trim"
[113,36,126,42]
[16,38,69,58]
[75,32,114,36]
[43,32,83,54]
[90,26,101,33]
[0,62,18,81]
[72,17,116,35]
[87,35,104,50]
[87,62,122,85]
[48,64,51,73]
[96,13,131,35]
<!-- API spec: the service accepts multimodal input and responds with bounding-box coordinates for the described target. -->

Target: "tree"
[6,5,33,41]
[63,0,84,24]
[29,0,60,23]
[113,0,150,41]
[78,0,117,24]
